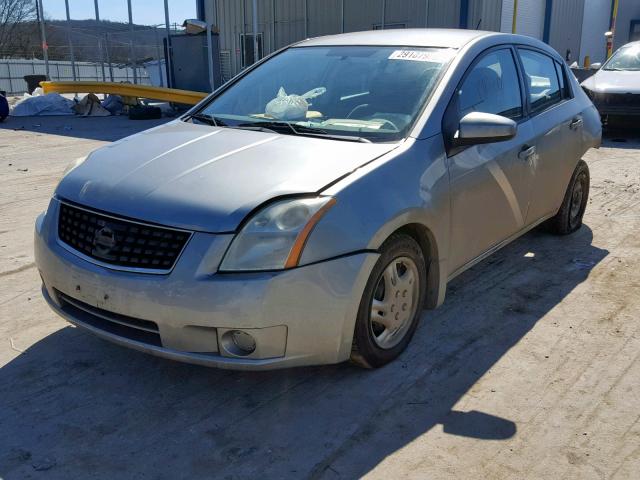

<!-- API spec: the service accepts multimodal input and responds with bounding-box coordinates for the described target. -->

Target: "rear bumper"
[35,199,378,370]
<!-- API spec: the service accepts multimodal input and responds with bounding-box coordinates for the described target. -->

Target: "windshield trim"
[184,44,458,144]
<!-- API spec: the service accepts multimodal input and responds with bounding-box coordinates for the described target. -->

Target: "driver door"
[444,47,537,275]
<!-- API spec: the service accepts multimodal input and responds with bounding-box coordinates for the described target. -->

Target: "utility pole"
[64,0,76,81]
[164,0,172,87]
[127,0,137,84]
[36,0,49,78]
[93,0,106,82]
[607,0,620,58]
[512,0,518,34]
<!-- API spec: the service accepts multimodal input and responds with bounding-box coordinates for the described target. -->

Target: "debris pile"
[8,88,171,120]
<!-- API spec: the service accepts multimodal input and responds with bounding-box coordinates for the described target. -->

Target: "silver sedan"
[35,29,601,370]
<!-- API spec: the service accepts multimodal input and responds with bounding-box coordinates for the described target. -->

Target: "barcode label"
[388,49,453,62]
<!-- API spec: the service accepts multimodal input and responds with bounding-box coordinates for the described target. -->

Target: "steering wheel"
[346,103,369,119]
[345,105,400,132]
[371,118,400,132]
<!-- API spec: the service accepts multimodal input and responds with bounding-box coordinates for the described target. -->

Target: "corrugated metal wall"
[579,0,609,64]
[468,0,502,31]
[205,0,620,77]
[613,0,640,50]
[548,0,585,62]
[308,0,342,37]
[211,0,507,76]
[426,0,460,28]
[500,0,546,37]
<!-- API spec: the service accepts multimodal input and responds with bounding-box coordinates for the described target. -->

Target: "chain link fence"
[0,1,188,95]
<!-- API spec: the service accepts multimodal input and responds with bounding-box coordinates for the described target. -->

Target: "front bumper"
[588,92,640,116]
[35,199,378,370]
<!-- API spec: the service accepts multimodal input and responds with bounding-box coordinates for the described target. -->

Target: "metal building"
[199,0,633,79]
[613,0,640,49]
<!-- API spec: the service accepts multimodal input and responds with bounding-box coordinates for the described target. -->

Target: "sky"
[41,0,197,27]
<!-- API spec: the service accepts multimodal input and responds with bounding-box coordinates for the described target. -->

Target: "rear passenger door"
[444,47,538,274]
[516,48,584,222]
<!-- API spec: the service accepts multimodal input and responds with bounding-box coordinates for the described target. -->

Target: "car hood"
[56,120,397,232]
[582,69,640,94]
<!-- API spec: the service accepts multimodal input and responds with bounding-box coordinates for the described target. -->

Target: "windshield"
[195,45,455,142]
[603,44,640,71]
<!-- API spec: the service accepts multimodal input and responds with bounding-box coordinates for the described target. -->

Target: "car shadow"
[0,225,607,479]
[602,117,640,147]
[0,115,172,142]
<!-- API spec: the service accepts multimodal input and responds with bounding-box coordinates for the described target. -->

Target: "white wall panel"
[579,0,609,64]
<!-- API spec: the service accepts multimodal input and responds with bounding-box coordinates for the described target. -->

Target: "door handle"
[569,117,583,130]
[518,145,536,161]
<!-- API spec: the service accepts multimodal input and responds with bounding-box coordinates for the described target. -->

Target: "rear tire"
[545,160,590,235]
[128,105,162,120]
[351,233,426,368]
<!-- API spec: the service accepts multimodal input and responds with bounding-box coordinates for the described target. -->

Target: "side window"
[518,49,562,113]
[457,48,523,120]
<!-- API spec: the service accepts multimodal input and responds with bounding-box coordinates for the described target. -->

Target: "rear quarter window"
[554,60,572,99]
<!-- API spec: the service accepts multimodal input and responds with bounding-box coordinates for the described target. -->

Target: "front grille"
[599,93,640,107]
[58,202,191,272]
[57,290,162,346]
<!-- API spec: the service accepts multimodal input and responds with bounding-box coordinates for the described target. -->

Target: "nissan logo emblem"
[93,226,117,256]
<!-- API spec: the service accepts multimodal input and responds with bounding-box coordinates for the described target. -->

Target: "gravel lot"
[1,116,639,479]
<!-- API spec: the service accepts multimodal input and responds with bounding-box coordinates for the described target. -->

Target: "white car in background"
[581,41,640,122]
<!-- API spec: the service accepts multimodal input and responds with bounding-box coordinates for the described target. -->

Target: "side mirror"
[590,62,602,70]
[454,112,517,146]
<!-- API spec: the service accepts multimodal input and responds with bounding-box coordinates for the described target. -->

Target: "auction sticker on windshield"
[388,49,454,62]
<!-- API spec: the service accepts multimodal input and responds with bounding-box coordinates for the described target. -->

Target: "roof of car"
[296,28,497,49]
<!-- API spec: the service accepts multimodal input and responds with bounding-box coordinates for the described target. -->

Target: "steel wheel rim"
[570,173,585,226]
[369,256,420,350]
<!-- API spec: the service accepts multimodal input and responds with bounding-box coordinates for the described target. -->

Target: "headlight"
[62,155,87,177]
[582,87,597,102]
[220,196,336,271]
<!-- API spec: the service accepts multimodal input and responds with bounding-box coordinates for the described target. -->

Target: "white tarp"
[11,90,74,116]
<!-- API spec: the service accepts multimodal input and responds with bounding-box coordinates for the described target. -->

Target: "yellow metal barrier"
[40,81,208,105]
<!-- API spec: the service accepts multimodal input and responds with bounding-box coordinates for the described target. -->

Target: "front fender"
[301,135,451,308]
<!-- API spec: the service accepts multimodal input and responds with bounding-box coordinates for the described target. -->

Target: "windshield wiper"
[237,121,372,143]
[230,125,280,134]
[188,113,227,127]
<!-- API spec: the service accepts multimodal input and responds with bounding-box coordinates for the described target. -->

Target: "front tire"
[351,233,426,368]
[546,160,590,235]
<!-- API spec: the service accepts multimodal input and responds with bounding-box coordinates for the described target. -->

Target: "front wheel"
[545,160,590,235]
[351,233,426,368]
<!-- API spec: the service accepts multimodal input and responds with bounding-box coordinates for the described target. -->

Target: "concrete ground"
[1,116,639,479]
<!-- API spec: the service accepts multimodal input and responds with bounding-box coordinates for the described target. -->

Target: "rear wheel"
[351,233,426,368]
[546,160,590,235]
